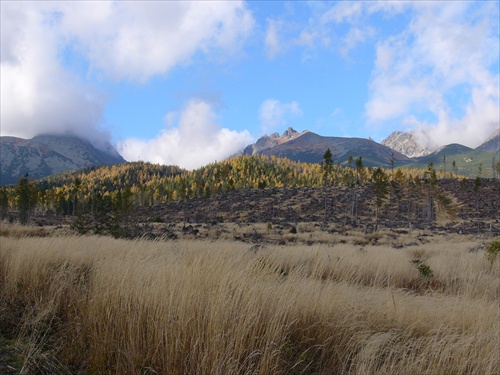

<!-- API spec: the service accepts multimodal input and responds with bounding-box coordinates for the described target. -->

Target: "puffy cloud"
[56,1,254,82]
[116,100,253,170]
[258,99,302,134]
[1,1,254,149]
[405,87,500,150]
[365,1,499,148]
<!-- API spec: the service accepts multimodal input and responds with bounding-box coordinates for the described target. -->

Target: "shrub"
[410,258,434,280]
[485,240,500,264]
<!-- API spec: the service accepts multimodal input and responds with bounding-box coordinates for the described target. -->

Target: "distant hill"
[403,143,497,177]
[0,134,125,185]
[476,129,499,153]
[242,129,412,167]
[381,131,431,158]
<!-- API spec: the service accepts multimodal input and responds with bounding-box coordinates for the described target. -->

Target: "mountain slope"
[0,134,125,185]
[476,129,499,153]
[244,130,412,166]
[381,131,431,158]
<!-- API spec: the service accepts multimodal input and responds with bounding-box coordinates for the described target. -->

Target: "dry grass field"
[0,222,499,374]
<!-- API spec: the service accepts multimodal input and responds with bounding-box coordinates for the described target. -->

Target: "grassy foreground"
[0,226,499,374]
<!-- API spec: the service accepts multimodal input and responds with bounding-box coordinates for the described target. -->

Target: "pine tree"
[355,157,364,184]
[322,148,334,221]
[0,187,9,220]
[371,168,389,232]
[15,175,37,224]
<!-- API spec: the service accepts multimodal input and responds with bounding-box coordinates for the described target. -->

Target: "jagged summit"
[242,127,306,156]
[281,127,303,140]
[381,131,431,158]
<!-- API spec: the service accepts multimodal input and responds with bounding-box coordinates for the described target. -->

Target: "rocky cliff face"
[0,134,125,185]
[476,129,499,153]
[381,131,431,158]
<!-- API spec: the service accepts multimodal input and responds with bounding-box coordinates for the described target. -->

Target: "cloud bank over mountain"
[1,3,109,149]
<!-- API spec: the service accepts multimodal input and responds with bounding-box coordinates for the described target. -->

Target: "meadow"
[0,223,499,374]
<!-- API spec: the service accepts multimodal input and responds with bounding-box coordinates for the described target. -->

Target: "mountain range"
[1,128,498,185]
[0,135,125,185]
[241,127,498,173]
[241,128,412,166]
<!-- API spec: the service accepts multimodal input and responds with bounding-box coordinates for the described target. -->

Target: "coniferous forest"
[0,154,498,238]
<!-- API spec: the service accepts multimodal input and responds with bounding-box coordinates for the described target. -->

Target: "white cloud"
[117,100,253,170]
[365,1,499,148]
[265,19,283,59]
[258,99,302,134]
[339,26,375,58]
[320,2,363,24]
[1,1,254,149]
[295,1,375,57]
[405,88,500,151]
[56,1,254,82]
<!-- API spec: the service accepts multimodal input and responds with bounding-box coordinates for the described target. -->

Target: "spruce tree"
[371,168,389,231]
[15,175,37,224]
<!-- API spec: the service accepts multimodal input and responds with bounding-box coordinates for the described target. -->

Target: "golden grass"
[0,229,499,374]
[0,221,54,238]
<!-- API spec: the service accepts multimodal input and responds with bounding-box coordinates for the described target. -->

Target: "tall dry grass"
[0,229,499,374]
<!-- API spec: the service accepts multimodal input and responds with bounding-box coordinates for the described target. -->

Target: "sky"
[1,1,499,169]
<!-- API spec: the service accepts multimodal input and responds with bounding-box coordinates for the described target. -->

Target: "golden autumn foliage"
[2,156,439,214]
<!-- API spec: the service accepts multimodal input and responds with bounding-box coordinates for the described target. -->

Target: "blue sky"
[1,1,499,169]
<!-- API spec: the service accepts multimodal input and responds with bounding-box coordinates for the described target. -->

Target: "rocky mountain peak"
[381,131,431,158]
[242,127,305,156]
[282,127,299,140]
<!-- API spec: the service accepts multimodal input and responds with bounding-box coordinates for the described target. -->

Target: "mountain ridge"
[1,134,125,185]
[239,128,498,177]
[242,129,412,166]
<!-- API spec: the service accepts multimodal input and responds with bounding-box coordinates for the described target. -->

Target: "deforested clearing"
[0,229,499,374]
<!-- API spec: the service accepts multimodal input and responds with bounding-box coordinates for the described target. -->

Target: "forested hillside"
[1,155,430,215]
[2,154,498,237]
